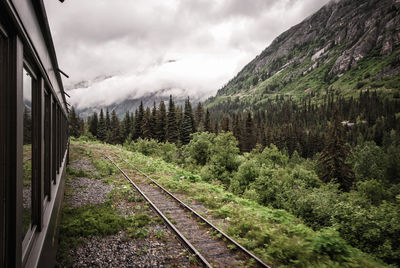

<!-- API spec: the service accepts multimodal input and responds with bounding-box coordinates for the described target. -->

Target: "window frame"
[0,21,8,268]
[21,62,38,262]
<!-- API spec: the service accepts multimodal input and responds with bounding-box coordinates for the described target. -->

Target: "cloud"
[45,0,330,109]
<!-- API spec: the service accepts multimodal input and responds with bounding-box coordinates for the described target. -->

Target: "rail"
[109,152,271,268]
[104,154,212,268]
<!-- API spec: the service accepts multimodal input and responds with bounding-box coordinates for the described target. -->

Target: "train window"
[52,99,57,183]
[44,91,51,200]
[22,67,33,242]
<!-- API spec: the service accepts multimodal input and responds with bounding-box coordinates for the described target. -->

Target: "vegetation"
[79,139,394,267]
[67,86,400,267]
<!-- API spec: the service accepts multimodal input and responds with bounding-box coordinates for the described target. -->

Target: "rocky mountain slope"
[207,0,400,109]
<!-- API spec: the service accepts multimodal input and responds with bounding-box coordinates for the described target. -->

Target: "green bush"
[356,179,389,205]
[124,138,178,163]
[199,132,241,186]
[310,228,350,261]
[351,142,387,182]
[184,132,216,166]
[332,198,400,264]
[230,159,260,195]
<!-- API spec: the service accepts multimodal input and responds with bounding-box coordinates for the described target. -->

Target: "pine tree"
[166,95,179,143]
[221,116,230,132]
[180,97,195,144]
[150,102,157,139]
[68,106,83,138]
[97,109,106,141]
[142,107,151,139]
[89,112,98,137]
[121,111,131,142]
[157,100,167,142]
[133,102,144,140]
[317,109,354,191]
[195,102,204,130]
[131,110,138,138]
[108,110,121,144]
[214,121,219,135]
[241,112,256,152]
[176,105,183,140]
[105,108,111,133]
[204,109,211,132]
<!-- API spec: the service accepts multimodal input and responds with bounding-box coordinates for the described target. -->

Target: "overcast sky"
[45,0,331,109]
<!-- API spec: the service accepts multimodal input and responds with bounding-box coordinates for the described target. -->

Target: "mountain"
[76,88,200,119]
[206,0,400,110]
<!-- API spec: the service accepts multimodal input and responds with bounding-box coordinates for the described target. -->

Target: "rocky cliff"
[209,0,400,109]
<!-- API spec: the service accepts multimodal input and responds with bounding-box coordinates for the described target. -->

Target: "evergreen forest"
[68,91,400,266]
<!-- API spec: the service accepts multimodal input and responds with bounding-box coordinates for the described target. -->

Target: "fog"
[45,0,330,109]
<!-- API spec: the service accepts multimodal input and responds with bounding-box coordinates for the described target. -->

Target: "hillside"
[206,0,400,110]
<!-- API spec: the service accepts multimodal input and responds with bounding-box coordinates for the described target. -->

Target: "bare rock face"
[217,0,400,97]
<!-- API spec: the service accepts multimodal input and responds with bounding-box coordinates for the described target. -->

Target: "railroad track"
[104,152,271,268]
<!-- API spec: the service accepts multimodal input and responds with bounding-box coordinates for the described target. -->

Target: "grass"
[85,140,390,268]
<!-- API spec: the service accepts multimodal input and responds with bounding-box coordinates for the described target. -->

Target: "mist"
[45,0,330,109]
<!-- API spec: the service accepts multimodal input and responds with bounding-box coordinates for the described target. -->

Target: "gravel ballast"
[58,145,195,267]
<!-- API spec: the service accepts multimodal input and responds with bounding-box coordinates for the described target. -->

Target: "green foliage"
[318,113,354,191]
[258,144,289,167]
[67,166,91,178]
[97,109,107,141]
[180,97,195,144]
[92,158,118,177]
[119,133,400,266]
[166,95,179,143]
[60,204,127,238]
[352,141,387,182]
[184,132,216,166]
[81,140,390,267]
[201,132,241,186]
[332,196,400,264]
[230,159,260,195]
[68,106,84,138]
[124,138,178,163]
[309,228,350,261]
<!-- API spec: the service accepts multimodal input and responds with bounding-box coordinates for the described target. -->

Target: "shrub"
[310,228,350,261]
[230,159,260,195]
[257,144,289,168]
[184,132,216,166]
[202,132,241,186]
[351,141,387,182]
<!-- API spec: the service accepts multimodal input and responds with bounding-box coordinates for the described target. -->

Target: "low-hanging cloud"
[45,0,330,109]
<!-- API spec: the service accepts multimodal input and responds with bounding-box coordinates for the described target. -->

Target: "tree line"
[69,96,210,146]
[70,90,400,158]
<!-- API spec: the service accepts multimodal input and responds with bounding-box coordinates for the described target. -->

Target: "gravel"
[70,229,193,267]
[65,177,113,207]
[69,158,95,172]
[61,149,195,267]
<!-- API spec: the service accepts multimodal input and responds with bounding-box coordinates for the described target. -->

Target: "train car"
[0,0,69,267]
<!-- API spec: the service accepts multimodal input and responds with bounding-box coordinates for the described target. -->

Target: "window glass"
[44,92,51,199]
[22,67,32,240]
